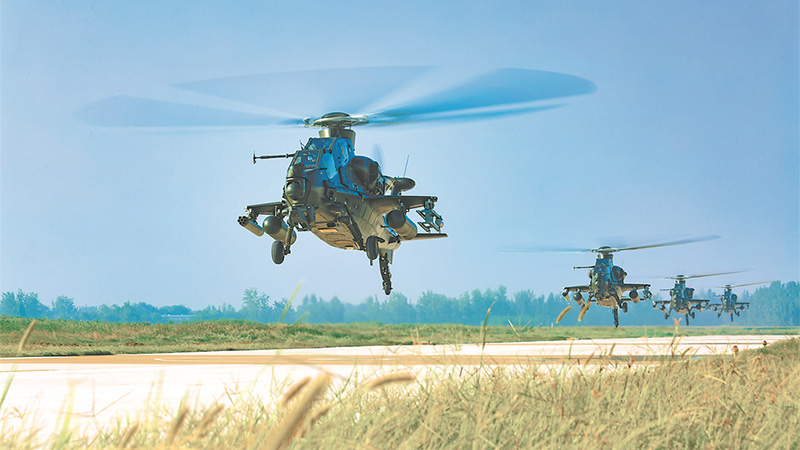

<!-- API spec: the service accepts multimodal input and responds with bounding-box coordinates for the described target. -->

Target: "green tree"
[51,295,77,319]
[382,292,416,324]
[240,288,272,322]
[1,290,49,318]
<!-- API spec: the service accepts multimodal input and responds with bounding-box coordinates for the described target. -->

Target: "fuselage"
[668,279,697,314]
[716,287,744,313]
[282,135,403,254]
[587,254,627,306]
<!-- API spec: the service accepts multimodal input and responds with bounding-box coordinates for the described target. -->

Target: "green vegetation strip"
[1,317,797,357]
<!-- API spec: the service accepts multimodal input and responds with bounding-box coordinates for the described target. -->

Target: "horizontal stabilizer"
[408,233,448,241]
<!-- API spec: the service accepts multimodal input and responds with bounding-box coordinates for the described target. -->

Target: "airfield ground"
[1,327,798,449]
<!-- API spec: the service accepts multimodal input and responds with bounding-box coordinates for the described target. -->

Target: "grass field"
[1,317,798,357]
[1,319,797,449]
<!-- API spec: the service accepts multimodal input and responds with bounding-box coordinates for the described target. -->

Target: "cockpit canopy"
[292,148,320,168]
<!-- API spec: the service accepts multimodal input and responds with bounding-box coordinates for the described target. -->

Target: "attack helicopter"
[511,236,718,327]
[709,282,771,322]
[237,112,446,295]
[80,67,595,293]
[653,272,741,325]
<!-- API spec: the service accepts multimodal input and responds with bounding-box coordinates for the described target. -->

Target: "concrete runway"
[0,334,793,436]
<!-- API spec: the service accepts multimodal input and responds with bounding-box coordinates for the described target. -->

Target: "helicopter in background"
[653,272,740,325]
[80,67,595,294]
[709,282,771,322]
[511,236,718,327]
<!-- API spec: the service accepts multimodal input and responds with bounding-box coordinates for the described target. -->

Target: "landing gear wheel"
[621,302,628,313]
[731,313,735,322]
[612,308,619,328]
[665,312,669,320]
[691,311,696,319]
[271,241,285,265]
[685,314,690,326]
[366,236,379,261]
[379,254,392,295]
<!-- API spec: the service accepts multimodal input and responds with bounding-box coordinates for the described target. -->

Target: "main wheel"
[730,313,734,322]
[621,302,628,313]
[366,236,379,261]
[685,314,690,326]
[613,308,619,328]
[271,240,285,265]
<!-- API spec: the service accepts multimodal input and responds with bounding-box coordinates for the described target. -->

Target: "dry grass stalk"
[265,374,331,450]
[163,405,189,448]
[118,422,139,448]
[297,401,335,440]
[581,351,596,368]
[366,372,416,391]
[555,306,572,324]
[191,404,224,439]
[279,376,311,408]
[577,303,590,322]
[17,319,37,353]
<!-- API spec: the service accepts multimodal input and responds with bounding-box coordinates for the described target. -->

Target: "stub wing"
[245,201,283,218]
[407,233,448,241]
[563,285,591,293]
[653,300,671,306]
[621,283,650,292]
[364,194,438,215]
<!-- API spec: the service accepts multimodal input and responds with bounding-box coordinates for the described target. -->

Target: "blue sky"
[2,1,797,308]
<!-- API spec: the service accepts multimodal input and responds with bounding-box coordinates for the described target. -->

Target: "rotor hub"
[304,112,368,129]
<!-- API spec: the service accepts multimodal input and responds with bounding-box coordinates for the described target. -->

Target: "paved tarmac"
[0,334,793,436]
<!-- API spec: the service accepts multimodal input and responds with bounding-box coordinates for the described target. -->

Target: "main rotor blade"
[78,95,285,128]
[176,66,433,119]
[368,68,595,125]
[80,67,594,130]
[501,246,593,254]
[614,235,719,252]
[667,271,745,280]
[722,281,776,289]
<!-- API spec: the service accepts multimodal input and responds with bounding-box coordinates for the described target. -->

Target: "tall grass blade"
[280,376,311,408]
[17,319,37,353]
[578,303,590,322]
[118,422,139,448]
[265,374,330,450]
[366,372,416,391]
[555,305,572,324]
[481,301,497,351]
[280,279,304,324]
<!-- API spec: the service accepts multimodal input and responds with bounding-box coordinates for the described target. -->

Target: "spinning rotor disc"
[78,67,596,130]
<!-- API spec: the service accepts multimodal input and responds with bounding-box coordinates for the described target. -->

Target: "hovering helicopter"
[511,236,718,327]
[237,112,446,295]
[80,67,595,294]
[653,272,741,325]
[709,282,771,322]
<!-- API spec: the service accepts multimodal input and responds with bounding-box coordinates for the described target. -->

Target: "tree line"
[1,282,797,327]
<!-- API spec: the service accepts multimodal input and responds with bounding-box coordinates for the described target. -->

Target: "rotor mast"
[305,112,368,147]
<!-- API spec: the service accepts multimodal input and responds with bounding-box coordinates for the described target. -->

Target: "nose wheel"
[379,254,392,295]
